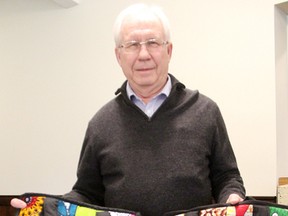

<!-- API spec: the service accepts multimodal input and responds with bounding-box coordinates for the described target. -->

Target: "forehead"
[120,20,165,41]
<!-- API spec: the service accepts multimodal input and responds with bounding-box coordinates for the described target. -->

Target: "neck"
[130,78,168,104]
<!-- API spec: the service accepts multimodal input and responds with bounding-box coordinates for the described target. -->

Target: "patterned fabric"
[17,193,288,216]
[18,196,45,216]
[168,200,288,216]
[17,193,140,216]
[174,204,254,216]
[269,206,288,216]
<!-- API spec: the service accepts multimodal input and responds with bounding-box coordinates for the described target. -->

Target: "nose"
[138,44,151,59]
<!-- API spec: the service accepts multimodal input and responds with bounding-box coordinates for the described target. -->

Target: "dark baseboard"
[251,196,277,203]
[0,196,18,216]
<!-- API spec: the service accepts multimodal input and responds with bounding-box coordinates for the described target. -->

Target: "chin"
[136,78,155,86]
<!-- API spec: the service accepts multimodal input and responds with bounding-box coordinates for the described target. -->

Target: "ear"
[115,47,122,66]
[167,42,173,60]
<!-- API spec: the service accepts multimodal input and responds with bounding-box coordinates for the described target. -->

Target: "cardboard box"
[277,177,288,205]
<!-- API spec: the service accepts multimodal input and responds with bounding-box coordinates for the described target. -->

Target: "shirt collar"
[126,75,172,100]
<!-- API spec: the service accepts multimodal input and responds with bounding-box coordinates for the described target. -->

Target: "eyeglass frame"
[118,38,169,53]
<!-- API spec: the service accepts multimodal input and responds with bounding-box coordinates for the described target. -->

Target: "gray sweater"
[66,74,245,216]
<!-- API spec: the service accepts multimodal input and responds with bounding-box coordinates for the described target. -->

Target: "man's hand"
[226,193,244,205]
[10,198,27,209]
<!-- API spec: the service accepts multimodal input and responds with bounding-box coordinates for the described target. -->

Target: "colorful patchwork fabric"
[16,193,288,216]
[18,196,45,216]
[16,193,141,216]
[165,200,288,216]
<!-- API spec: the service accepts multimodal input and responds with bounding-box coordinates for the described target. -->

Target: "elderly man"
[12,3,245,216]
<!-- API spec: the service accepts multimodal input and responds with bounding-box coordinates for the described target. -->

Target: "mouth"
[135,67,155,72]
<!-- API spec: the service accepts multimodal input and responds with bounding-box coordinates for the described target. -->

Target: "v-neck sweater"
[66,74,245,216]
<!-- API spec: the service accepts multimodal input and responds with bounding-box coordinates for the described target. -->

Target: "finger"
[226,194,244,205]
[10,198,27,209]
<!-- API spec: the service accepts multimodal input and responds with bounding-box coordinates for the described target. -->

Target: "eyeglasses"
[119,38,169,53]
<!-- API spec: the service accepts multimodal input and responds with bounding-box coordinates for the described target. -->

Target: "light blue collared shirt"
[126,76,172,117]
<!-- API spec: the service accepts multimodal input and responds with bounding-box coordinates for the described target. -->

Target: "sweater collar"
[126,75,172,101]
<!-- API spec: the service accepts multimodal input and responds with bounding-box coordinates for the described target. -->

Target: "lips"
[135,67,156,71]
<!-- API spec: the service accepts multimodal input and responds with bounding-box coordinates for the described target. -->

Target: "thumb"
[10,198,27,209]
[226,193,244,205]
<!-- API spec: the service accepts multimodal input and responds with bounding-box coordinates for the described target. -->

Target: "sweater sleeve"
[209,106,246,203]
[63,123,105,205]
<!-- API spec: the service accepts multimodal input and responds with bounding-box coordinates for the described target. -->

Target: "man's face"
[115,20,172,92]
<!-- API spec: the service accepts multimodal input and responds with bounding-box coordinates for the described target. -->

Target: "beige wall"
[0,0,285,196]
[275,2,288,179]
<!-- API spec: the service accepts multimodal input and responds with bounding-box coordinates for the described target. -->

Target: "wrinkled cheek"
[119,60,134,77]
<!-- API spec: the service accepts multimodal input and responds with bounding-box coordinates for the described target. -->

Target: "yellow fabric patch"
[75,206,102,216]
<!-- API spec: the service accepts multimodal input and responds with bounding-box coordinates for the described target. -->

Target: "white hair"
[113,3,171,47]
